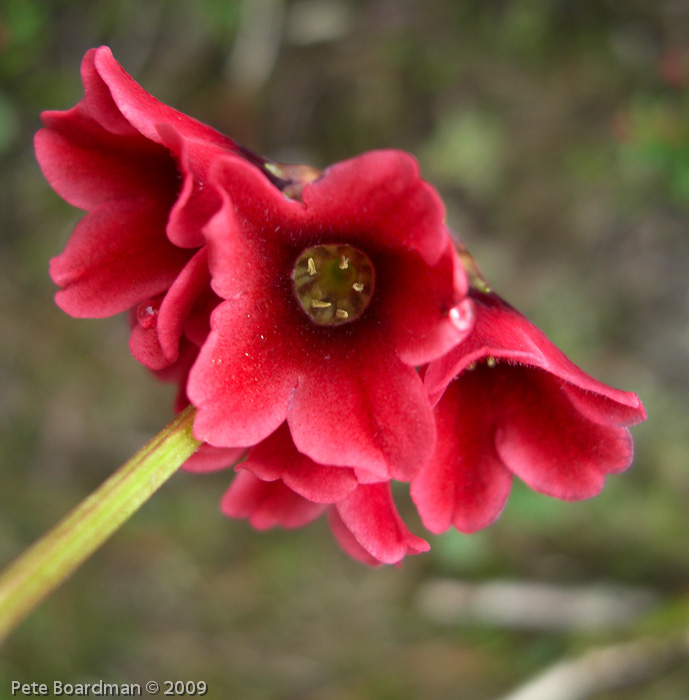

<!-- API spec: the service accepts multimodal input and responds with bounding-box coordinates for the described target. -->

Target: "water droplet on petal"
[136,296,163,329]
[449,298,474,333]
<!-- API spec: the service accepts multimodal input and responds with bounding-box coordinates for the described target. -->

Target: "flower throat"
[291,244,375,326]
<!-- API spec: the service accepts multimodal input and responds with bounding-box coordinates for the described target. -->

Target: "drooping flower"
[411,288,647,534]
[222,423,429,565]
[186,149,473,483]
[36,46,319,371]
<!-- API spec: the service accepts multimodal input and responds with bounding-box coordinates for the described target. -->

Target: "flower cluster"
[38,48,647,565]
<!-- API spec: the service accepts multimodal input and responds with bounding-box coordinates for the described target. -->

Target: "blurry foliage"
[620,94,689,204]
[1,0,688,698]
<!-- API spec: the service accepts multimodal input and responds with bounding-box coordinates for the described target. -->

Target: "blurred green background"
[1,1,688,698]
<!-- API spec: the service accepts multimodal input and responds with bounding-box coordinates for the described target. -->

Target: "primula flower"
[186,149,473,483]
[222,423,429,565]
[35,46,646,571]
[411,289,647,534]
[35,46,317,371]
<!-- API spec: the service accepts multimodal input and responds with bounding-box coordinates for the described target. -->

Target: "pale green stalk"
[0,405,201,643]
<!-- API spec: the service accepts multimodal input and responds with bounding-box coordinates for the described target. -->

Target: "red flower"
[39,48,647,567]
[35,47,315,372]
[186,150,473,482]
[222,423,429,565]
[411,290,647,534]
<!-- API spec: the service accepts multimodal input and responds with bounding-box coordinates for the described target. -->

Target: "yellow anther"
[291,243,375,326]
[486,356,497,367]
[466,361,477,371]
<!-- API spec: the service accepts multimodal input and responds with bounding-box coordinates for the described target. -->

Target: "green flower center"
[291,244,375,326]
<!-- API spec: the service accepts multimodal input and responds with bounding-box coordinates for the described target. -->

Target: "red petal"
[301,150,448,266]
[332,483,429,565]
[155,248,211,363]
[182,286,221,349]
[79,47,137,136]
[240,423,358,503]
[327,509,382,566]
[411,377,512,534]
[129,323,168,370]
[50,199,191,317]
[288,343,436,482]
[560,383,647,428]
[181,444,246,473]
[156,123,228,248]
[426,291,646,420]
[187,295,298,447]
[92,47,240,150]
[221,472,325,530]
[200,171,281,302]
[494,366,635,500]
[35,115,176,212]
[381,241,470,366]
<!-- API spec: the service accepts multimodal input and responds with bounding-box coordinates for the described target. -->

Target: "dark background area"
[1,1,688,698]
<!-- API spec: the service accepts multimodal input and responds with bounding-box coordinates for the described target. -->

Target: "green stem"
[0,405,201,643]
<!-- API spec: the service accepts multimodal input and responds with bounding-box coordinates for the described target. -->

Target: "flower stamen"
[292,244,375,326]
